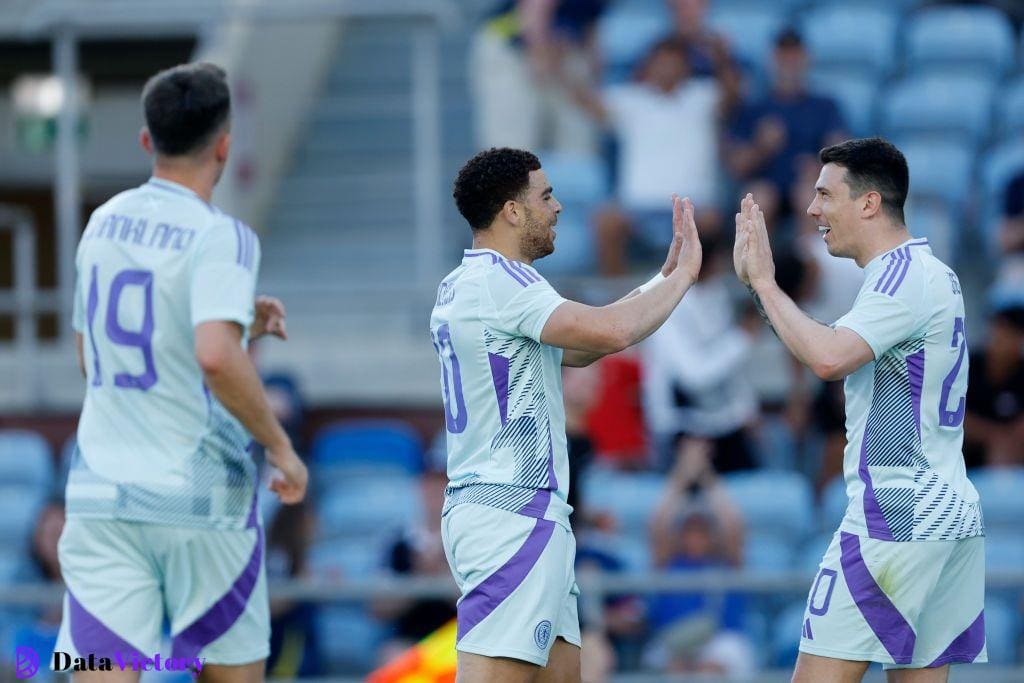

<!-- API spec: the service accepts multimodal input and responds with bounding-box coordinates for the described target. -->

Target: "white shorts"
[442,503,581,666]
[55,517,269,670]
[799,531,986,669]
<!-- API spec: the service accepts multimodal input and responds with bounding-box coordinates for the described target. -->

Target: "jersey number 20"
[85,265,158,390]
[938,316,967,428]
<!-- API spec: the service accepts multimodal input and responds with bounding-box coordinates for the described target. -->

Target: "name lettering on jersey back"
[85,213,196,252]
[436,281,456,307]
[947,271,961,295]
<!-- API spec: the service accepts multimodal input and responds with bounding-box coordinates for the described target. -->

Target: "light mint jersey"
[68,178,259,530]
[833,238,983,542]
[430,248,572,531]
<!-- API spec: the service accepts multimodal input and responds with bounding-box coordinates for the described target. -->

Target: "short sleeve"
[485,262,567,343]
[190,219,260,329]
[833,289,921,359]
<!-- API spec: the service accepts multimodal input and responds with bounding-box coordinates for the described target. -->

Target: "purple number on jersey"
[432,322,468,433]
[939,316,967,428]
[86,265,159,390]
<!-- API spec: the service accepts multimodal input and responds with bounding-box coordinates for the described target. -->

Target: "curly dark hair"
[819,137,908,224]
[453,148,541,231]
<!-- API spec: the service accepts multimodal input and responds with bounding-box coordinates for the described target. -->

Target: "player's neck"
[471,231,529,264]
[855,225,912,268]
[151,163,217,203]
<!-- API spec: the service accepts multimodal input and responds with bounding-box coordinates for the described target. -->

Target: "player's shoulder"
[866,242,929,301]
[193,213,259,267]
[480,256,548,298]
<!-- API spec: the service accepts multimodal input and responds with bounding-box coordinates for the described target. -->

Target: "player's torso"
[842,248,981,541]
[429,258,570,527]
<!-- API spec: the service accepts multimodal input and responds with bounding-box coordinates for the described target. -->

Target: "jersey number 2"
[432,323,467,433]
[86,265,158,390]
[938,316,967,428]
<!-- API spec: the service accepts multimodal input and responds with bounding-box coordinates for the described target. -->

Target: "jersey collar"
[865,237,931,271]
[462,248,505,266]
[145,177,215,212]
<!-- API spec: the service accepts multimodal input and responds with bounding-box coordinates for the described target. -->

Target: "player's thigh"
[886,665,949,683]
[197,659,266,683]
[161,525,269,667]
[792,651,870,683]
[535,637,581,683]
[457,651,538,683]
[57,519,163,658]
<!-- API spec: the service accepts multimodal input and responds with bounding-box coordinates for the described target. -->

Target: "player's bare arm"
[195,320,307,503]
[546,195,701,364]
[249,295,287,341]
[736,196,873,381]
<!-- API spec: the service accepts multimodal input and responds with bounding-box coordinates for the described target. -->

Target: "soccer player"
[57,63,308,682]
[734,137,985,682]
[431,148,702,683]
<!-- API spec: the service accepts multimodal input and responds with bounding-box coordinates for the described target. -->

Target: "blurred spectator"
[583,352,650,469]
[641,234,759,473]
[964,305,1024,467]
[265,501,323,678]
[470,0,608,154]
[569,37,727,275]
[725,29,846,229]
[563,363,600,525]
[999,169,1024,258]
[645,441,754,676]
[263,373,308,454]
[664,0,741,111]
[376,440,455,662]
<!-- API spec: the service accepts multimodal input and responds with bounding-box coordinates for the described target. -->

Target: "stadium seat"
[797,532,834,576]
[316,606,385,673]
[904,194,958,264]
[820,476,848,533]
[880,73,996,144]
[905,6,1016,75]
[966,467,1024,532]
[0,486,44,549]
[707,5,788,83]
[0,429,54,493]
[745,533,794,572]
[895,136,975,209]
[770,600,808,668]
[984,597,1021,665]
[978,138,1024,254]
[721,470,814,541]
[581,468,665,534]
[800,5,898,74]
[597,4,670,83]
[807,67,879,137]
[317,473,422,538]
[311,420,423,476]
[308,537,386,580]
[535,150,606,275]
[539,150,608,205]
[996,76,1024,137]
[984,532,1024,573]
[581,529,652,573]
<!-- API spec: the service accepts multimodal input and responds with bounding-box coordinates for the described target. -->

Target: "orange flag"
[367,619,458,683]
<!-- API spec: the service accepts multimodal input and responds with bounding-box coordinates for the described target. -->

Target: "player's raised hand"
[672,195,702,283]
[733,194,754,285]
[744,201,776,289]
[250,295,287,341]
[659,193,686,278]
[267,444,308,504]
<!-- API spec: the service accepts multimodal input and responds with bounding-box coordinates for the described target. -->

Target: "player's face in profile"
[807,163,860,260]
[519,169,561,261]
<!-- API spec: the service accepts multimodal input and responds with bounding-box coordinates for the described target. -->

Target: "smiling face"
[517,169,561,261]
[806,162,871,261]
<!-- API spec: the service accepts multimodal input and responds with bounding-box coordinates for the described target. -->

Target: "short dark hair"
[453,148,541,231]
[775,27,804,49]
[142,62,230,156]
[819,137,909,224]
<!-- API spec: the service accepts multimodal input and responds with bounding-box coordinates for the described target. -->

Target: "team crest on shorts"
[534,620,552,649]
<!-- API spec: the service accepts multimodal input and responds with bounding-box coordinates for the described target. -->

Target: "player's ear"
[502,199,521,226]
[214,131,231,164]
[861,190,882,219]
[139,127,154,155]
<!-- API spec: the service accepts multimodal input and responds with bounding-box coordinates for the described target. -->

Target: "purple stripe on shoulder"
[928,611,985,667]
[465,251,498,264]
[68,590,141,657]
[880,249,905,295]
[509,261,539,283]
[886,248,912,295]
[839,532,916,665]
[874,253,898,292]
[907,350,925,438]
[498,259,529,287]
[859,424,894,541]
[907,239,929,247]
[488,352,510,426]
[171,529,263,661]
[457,517,556,641]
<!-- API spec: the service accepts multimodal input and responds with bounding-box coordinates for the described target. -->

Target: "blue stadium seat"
[0,430,54,493]
[308,537,386,580]
[904,194,958,264]
[820,476,848,533]
[905,6,1016,75]
[984,597,1021,665]
[984,532,1024,573]
[707,5,788,82]
[721,470,814,540]
[880,73,995,144]
[807,67,879,137]
[978,138,1024,253]
[797,533,834,576]
[581,468,665,534]
[745,534,794,572]
[0,486,44,549]
[597,4,670,83]
[536,150,606,275]
[317,473,422,538]
[969,467,1024,532]
[311,420,423,475]
[539,151,608,205]
[996,76,1024,137]
[581,530,652,573]
[316,606,384,673]
[800,5,898,73]
[895,137,975,209]
[770,601,808,668]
